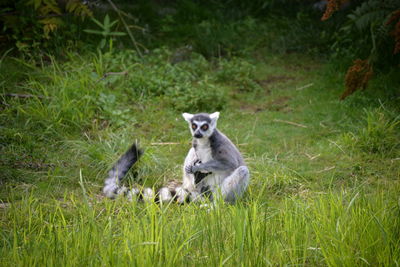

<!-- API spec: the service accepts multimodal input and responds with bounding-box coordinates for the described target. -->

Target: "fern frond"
[348,0,391,31]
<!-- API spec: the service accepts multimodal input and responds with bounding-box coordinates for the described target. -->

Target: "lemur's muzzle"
[194,132,203,138]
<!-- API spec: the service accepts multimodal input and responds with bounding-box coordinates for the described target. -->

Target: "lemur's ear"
[182,113,194,122]
[210,112,220,122]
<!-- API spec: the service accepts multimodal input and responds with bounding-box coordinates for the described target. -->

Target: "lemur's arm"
[185,159,234,174]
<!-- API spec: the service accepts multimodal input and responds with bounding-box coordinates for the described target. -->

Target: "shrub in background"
[340,109,400,156]
[0,0,92,53]
[325,0,400,99]
[215,57,262,92]
[166,81,227,112]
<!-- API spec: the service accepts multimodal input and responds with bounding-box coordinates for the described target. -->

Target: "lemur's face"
[182,112,219,139]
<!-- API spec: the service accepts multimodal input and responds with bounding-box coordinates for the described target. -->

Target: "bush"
[96,93,133,128]
[90,48,227,112]
[160,13,264,57]
[1,0,92,54]
[166,81,227,112]
[215,57,262,92]
[326,0,400,99]
[340,109,400,156]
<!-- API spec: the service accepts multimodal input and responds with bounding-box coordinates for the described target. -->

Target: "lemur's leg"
[220,166,250,203]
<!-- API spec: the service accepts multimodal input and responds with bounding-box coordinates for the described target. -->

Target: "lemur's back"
[192,129,245,189]
[208,130,245,168]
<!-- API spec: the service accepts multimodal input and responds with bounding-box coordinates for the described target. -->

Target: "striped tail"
[103,143,143,198]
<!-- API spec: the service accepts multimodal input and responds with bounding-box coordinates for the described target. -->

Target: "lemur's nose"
[194,132,203,138]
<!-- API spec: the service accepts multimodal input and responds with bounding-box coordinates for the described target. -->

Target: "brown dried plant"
[321,0,347,21]
[394,21,400,54]
[321,0,340,21]
[341,59,373,100]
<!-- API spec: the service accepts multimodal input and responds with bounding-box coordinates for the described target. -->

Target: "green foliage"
[84,14,126,50]
[331,0,400,67]
[1,46,400,265]
[127,49,198,97]
[340,109,400,156]
[97,93,133,128]
[166,81,227,112]
[215,57,262,92]
[0,48,233,136]
[175,53,210,78]
[1,0,92,54]
[160,16,265,57]
[347,0,390,31]
[65,0,92,17]
[108,48,229,111]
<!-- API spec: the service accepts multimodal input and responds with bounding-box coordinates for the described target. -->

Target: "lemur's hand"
[185,164,198,174]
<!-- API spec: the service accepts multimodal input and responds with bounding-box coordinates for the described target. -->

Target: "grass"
[2,190,399,266]
[0,46,399,266]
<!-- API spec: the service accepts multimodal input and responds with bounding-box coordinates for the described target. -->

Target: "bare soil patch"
[240,96,292,113]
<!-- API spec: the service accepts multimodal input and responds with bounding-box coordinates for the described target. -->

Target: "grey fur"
[191,130,245,173]
[191,113,212,123]
[182,112,250,203]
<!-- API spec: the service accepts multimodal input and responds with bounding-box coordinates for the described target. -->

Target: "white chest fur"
[195,139,213,163]
[194,139,227,188]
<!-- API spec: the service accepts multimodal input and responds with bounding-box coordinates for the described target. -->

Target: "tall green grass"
[1,187,399,266]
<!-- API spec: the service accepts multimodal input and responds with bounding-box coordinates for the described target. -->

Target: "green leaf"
[109,19,118,29]
[104,14,110,28]
[348,14,357,21]
[91,17,105,30]
[31,0,43,9]
[66,2,78,12]
[43,0,57,6]
[99,39,106,49]
[109,32,126,36]
[83,29,103,35]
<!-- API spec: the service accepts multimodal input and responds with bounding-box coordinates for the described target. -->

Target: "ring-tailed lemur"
[102,112,250,204]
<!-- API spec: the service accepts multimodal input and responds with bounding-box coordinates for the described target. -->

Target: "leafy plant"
[324,0,400,99]
[84,14,126,50]
[340,109,400,156]
[215,57,261,92]
[166,81,227,112]
[97,92,133,128]
[1,0,92,53]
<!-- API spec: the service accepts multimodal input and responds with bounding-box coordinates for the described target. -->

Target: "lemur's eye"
[201,124,209,131]
[191,124,197,130]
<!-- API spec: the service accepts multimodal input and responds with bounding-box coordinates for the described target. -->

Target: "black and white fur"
[102,143,143,199]
[181,112,250,203]
[102,112,250,204]
[102,143,187,202]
